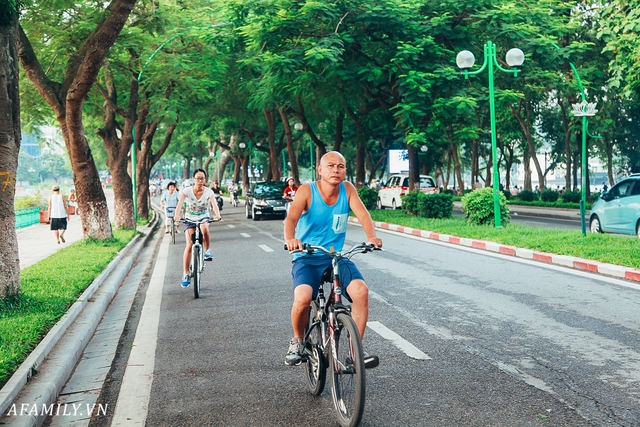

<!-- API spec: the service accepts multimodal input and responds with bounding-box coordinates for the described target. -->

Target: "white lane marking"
[240,233,251,238]
[111,230,169,425]
[367,321,431,360]
[227,224,236,228]
[259,244,274,253]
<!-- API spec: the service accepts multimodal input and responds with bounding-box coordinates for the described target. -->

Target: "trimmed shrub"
[461,187,510,226]
[518,189,537,201]
[540,189,559,202]
[402,191,453,219]
[501,190,512,200]
[401,190,422,215]
[561,189,581,203]
[357,185,378,210]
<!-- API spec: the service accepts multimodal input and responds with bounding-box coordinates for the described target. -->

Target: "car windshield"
[400,177,435,188]
[253,182,284,198]
[420,177,435,188]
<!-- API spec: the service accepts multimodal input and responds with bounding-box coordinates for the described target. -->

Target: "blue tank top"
[294,182,349,259]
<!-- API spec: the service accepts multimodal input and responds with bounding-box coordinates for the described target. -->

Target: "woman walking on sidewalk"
[48,185,69,244]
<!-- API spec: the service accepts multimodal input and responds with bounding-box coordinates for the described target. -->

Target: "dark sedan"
[245,181,287,221]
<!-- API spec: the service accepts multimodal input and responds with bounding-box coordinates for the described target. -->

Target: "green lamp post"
[457,41,525,228]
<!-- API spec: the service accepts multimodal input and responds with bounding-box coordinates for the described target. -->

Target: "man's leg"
[291,284,313,338]
[346,279,369,338]
[286,284,313,366]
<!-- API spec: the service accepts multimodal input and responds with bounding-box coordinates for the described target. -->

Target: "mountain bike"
[288,242,380,427]
[181,218,217,299]
[166,207,177,244]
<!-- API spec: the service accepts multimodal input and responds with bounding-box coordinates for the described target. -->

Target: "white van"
[377,174,437,209]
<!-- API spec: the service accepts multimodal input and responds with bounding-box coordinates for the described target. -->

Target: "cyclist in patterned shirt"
[174,169,221,288]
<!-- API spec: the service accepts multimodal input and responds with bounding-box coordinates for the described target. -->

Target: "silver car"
[589,174,640,238]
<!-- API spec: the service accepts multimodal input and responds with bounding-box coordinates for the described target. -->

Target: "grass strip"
[369,210,640,269]
[0,228,138,387]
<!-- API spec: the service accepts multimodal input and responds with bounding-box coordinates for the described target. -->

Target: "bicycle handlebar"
[178,217,221,224]
[284,242,381,256]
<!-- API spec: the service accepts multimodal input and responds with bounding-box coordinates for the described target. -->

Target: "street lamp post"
[457,41,525,228]
[131,22,231,221]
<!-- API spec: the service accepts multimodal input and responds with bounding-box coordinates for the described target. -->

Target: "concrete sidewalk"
[17,189,115,270]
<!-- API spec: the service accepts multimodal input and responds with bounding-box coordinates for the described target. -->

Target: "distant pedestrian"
[473,179,482,190]
[68,188,78,215]
[511,185,520,196]
[602,182,608,192]
[48,185,69,244]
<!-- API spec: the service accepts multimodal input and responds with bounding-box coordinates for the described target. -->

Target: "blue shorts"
[291,255,364,299]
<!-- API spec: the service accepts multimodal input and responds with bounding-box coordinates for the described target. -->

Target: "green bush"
[461,187,510,226]
[589,192,601,203]
[561,189,581,203]
[518,189,537,201]
[501,190,512,200]
[357,185,378,210]
[402,191,452,219]
[540,189,559,202]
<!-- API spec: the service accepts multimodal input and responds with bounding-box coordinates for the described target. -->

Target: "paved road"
[40,203,640,427]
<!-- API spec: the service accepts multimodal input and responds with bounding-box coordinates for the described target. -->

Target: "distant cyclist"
[283,177,298,202]
[160,181,179,234]
[174,169,221,288]
[284,151,382,367]
[228,180,239,205]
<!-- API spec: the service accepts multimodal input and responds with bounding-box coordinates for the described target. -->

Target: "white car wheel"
[589,216,602,234]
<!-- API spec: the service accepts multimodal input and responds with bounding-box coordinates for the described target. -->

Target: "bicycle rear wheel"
[304,301,327,395]
[193,245,201,299]
[330,313,365,427]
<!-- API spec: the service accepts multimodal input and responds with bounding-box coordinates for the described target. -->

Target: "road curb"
[350,217,640,283]
[0,213,159,425]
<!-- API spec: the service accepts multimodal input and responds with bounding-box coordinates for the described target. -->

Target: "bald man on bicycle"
[284,151,382,367]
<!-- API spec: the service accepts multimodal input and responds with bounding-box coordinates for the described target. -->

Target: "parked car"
[377,174,437,209]
[245,181,287,221]
[589,174,640,238]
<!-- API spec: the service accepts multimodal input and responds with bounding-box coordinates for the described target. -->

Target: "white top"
[161,190,180,209]
[50,193,67,219]
[181,186,214,221]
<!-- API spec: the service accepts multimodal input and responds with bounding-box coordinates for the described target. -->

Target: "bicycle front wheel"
[193,245,201,299]
[170,220,176,244]
[330,313,365,427]
[304,301,327,395]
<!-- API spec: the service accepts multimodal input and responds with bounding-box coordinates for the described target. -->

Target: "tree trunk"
[277,105,299,183]
[263,107,280,181]
[96,69,135,229]
[0,13,21,298]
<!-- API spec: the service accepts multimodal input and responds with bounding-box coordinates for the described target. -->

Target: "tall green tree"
[19,0,137,238]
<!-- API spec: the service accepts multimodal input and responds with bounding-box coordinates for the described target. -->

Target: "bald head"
[320,151,346,166]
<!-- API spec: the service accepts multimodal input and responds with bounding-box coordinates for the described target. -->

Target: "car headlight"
[254,199,269,206]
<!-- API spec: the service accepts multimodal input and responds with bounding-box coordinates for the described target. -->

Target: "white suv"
[377,174,437,209]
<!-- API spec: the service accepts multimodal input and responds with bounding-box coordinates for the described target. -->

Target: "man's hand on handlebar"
[367,236,383,249]
[285,238,303,252]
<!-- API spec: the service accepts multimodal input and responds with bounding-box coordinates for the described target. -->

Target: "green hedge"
[402,191,453,219]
